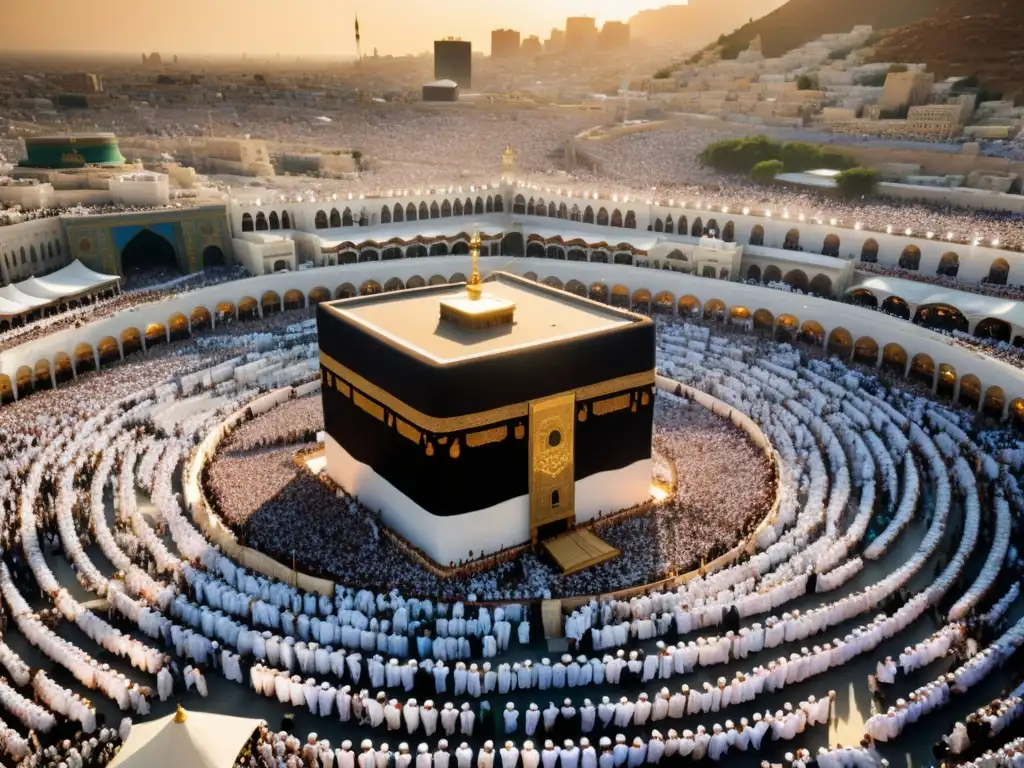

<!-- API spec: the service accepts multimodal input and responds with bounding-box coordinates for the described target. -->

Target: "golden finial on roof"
[174,704,188,723]
[466,230,482,300]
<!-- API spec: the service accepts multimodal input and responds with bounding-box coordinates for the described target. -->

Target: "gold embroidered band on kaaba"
[319,351,654,434]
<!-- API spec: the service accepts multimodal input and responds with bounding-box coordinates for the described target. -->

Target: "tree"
[835,167,880,199]
[751,159,784,185]
[796,74,818,91]
[780,141,824,172]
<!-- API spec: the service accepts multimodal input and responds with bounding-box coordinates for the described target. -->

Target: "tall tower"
[354,15,362,61]
[502,145,515,181]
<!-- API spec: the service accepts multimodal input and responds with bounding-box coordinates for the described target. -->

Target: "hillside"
[869,0,1024,98]
[628,0,787,49]
[713,0,943,58]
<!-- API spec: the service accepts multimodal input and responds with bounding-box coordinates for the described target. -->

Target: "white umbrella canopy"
[109,706,262,768]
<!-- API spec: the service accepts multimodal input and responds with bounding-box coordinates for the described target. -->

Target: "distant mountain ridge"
[713,0,944,58]
[868,0,1024,98]
[627,0,787,49]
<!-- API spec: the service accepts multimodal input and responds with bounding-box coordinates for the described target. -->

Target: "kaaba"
[316,251,655,566]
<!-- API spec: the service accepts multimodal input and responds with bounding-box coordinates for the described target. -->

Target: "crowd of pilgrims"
[203,394,774,599]
[1,272,1024,766]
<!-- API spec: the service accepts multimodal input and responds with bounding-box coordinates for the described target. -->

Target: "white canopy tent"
[0,260,120,318]
[109,707,262,768]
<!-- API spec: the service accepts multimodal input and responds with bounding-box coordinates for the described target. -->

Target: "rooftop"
[324,272,639,364]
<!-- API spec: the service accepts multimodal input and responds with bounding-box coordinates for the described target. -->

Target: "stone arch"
[808,274,833,297]
[706,219,720,237]
[526,242,546,259]
[590,250,609,264]
[393,203,404,223]
[329,208,342,227]
[653,217,664,234]
[597,208,609,226]
[382,246,403,261]
[722,221,735,243]
[610,284,630,308]
[703,298,726,320]
[581,206,594,224]
[678,295,701,316]
[881,296,910,320]
[476,197,485,215]
[663,215,672,234]
[202,245,226,269]
[546,245,566,260]
[690,217,703,237]
[53,352,73,384]
[144,322,167,346]
[975,317,1011,343]
[822,233,840,257]
[268,211,280,230]
[783,269,809,292]
[441,199,452,217]
[465,198,474,216]
[882,343,907,372]
[800,320,825,344]
[493,194,504,212]
[237,296,259,320]
[380,205,392,224]
[190,306,212,330]
[763,265,782,283]
[423,242,446,257]
[383,277,405,292]
[613,253,633,266]
[827,328,853,358]
[567,248,587,262]
[419,201,430,220]
[937,363,957,397]
[631,288,652,313]
[33,358,52,388]
[168,312,190,341]
[983,386,1005,418]
[625,211,636,228]
[344,208,356,227]
[215,300,236,320]
[860,239,879,263]
[526,197,536,216]
[913,304,968,333]
[853,336,878,364]
[752,309,774,330]
[72,342,96,374]
[121,327,143,356]
[120,227,179,278]
[261,290,282,313]
[255,212,268,231]
[94,336,119,367]
[406,275,426,289]
[937,251,960,277]
[407,202,417,221]
[522,272,538,282]
[359,248,380,262]
[314,210,327,229]
[557,202,568,219]
[589,282,609,303]
[283,289,305,310]
[543,276,565,290]
[242,213,254,232]
[281,210,292,228]
[513,195,527,215]
[611,209,623,227]
[652,290,675,315]
[360,280,382,296]
[910,353,935,385]
[783,228,800,250]
[338,249,358,265]
[308,286,331,305]
[898,245,921,271]
[959,374,982,409]
[749,225,765,246]
[502,232,524,257]
[988,257,1010,286]
[730,306,751,324]
[565,279,587,297]
[453,199,463,217]
[848,289,878,309]
[450,272,467,284]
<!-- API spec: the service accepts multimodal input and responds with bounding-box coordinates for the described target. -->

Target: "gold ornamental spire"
[466,231,482,300]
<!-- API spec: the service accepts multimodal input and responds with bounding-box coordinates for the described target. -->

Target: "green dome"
[19,133,126,169]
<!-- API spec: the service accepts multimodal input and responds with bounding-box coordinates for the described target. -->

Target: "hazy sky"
[2,0,680,57]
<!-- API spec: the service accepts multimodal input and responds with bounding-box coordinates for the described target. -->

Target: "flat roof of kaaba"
[322,272,644,364]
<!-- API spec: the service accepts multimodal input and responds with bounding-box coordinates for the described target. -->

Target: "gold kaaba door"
[529,392,575,540]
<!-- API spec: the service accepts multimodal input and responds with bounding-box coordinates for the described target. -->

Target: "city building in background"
[565,17,598,51]
[434,38,472,88]
[491,28,521,59]
[600,21,631,51]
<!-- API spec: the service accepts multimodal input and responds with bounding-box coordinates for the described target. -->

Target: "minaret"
[501,145,515,182]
